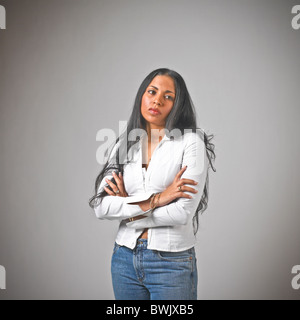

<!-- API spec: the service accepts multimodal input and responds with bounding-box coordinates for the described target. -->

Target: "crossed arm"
[93,133,208,228]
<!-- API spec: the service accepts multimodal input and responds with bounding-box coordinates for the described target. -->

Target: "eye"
[165,95,174,101]
[147,90,174,101]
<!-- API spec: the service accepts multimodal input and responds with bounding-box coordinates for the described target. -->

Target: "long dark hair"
[89,68,216,234]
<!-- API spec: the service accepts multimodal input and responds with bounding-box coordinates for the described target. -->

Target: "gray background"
[0,0,299,300]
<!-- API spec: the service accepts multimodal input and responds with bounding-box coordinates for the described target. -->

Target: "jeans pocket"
[155,248,194,262]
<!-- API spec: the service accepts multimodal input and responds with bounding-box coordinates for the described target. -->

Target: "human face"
[141,75,176,136]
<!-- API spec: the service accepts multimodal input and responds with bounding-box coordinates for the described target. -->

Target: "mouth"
[148,108,161,115]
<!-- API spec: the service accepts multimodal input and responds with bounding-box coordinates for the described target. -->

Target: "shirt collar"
[135,130,170,151]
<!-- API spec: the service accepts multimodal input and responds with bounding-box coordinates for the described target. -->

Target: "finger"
[179,192,193,199]
[180,178,198,185]
[104,186,116,196]
[118,172,126,192]
[175,165,187,179]
[177,185,197,194]
[112,171,121,184]
[112,171,120,187]
[105,178,119,193]
[112,171,125,193]
[182,186,198,194]
[112,171,124,188]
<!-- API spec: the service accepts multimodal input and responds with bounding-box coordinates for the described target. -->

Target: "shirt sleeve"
[125,132,209,228]
[93,142,155,220]
[94,188,155,221]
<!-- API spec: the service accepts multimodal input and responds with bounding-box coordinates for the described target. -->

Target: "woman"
[89,68,216,300]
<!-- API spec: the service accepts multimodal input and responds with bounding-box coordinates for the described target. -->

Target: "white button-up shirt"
[94,129,209,252]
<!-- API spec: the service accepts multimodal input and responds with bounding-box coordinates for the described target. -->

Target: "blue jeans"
[111,239,198,300]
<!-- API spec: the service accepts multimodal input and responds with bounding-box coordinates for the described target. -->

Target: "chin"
[142,112,165,126]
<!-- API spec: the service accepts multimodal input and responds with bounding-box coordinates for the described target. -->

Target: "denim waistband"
[135,238,148,249]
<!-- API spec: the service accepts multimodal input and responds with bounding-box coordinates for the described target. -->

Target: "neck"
[146,124,165,142]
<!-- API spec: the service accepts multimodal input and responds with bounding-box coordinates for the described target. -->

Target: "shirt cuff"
[125,192,154,204]
[123,192,154,216]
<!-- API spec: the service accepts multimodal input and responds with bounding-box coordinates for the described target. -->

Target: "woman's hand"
[157,165,198,207]
[104,171,128,197]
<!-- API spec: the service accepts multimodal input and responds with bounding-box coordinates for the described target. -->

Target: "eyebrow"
[149,85,175,95]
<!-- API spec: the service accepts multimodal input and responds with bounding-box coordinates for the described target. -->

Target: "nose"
[153,94,163,106]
